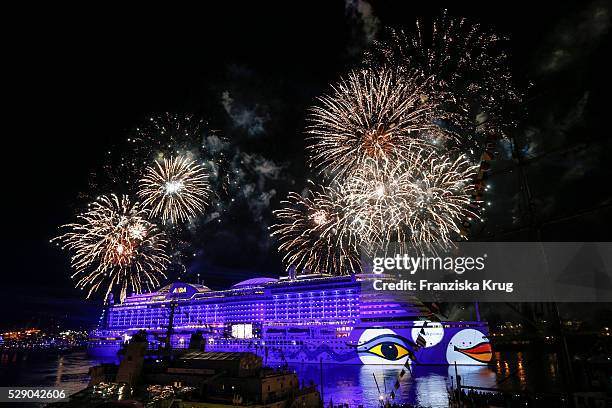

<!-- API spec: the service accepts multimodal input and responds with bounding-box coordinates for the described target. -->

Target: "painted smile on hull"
[454,342,492,363]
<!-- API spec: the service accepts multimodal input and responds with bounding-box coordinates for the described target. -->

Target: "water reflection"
[287,363,497,407]
[289,351,561,407]
[412,367,449,408]
[0,350,562,408]
[517,352,526,385]
[0,350,117,397]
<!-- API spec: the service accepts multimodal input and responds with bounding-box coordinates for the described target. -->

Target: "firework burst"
[403,149,479,244]
[307,67,448,178]
[271,187,361,275]
[138,156,211,223]
[97,113,229,199]
[364,10,522,145]
[338,148,479,253]
[53,194,170,302]
[340,158,414,250]
[272,149,478,274]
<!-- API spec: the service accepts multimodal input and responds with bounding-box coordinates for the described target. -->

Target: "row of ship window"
[112,302,357,314]
[110,309,356,320]
[109,306,359,323]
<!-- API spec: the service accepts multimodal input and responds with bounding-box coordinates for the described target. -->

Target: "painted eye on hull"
[356,331,417,364]
[367,342,410,361]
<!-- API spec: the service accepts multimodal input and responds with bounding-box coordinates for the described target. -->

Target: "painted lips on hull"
[454,342,492,363]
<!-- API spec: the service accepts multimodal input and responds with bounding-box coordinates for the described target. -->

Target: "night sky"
[3,1,611,329]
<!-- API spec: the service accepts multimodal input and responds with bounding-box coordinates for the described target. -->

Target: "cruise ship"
[88,274,492,366]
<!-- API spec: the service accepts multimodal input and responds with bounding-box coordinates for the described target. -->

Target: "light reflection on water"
[0,350,562,408]
[287,363,497,407]
[288,350,562,407]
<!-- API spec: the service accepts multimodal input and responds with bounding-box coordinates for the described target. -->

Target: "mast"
[164,300,178,350]
[510,130,576,403]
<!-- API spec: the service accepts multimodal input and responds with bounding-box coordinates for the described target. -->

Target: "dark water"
[0,350,562,408]
[0,350,116,403]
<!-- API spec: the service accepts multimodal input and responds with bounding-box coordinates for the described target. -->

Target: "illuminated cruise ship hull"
[88,275,491,366]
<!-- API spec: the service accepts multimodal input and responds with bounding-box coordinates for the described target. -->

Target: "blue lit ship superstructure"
[89,274,492,365]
